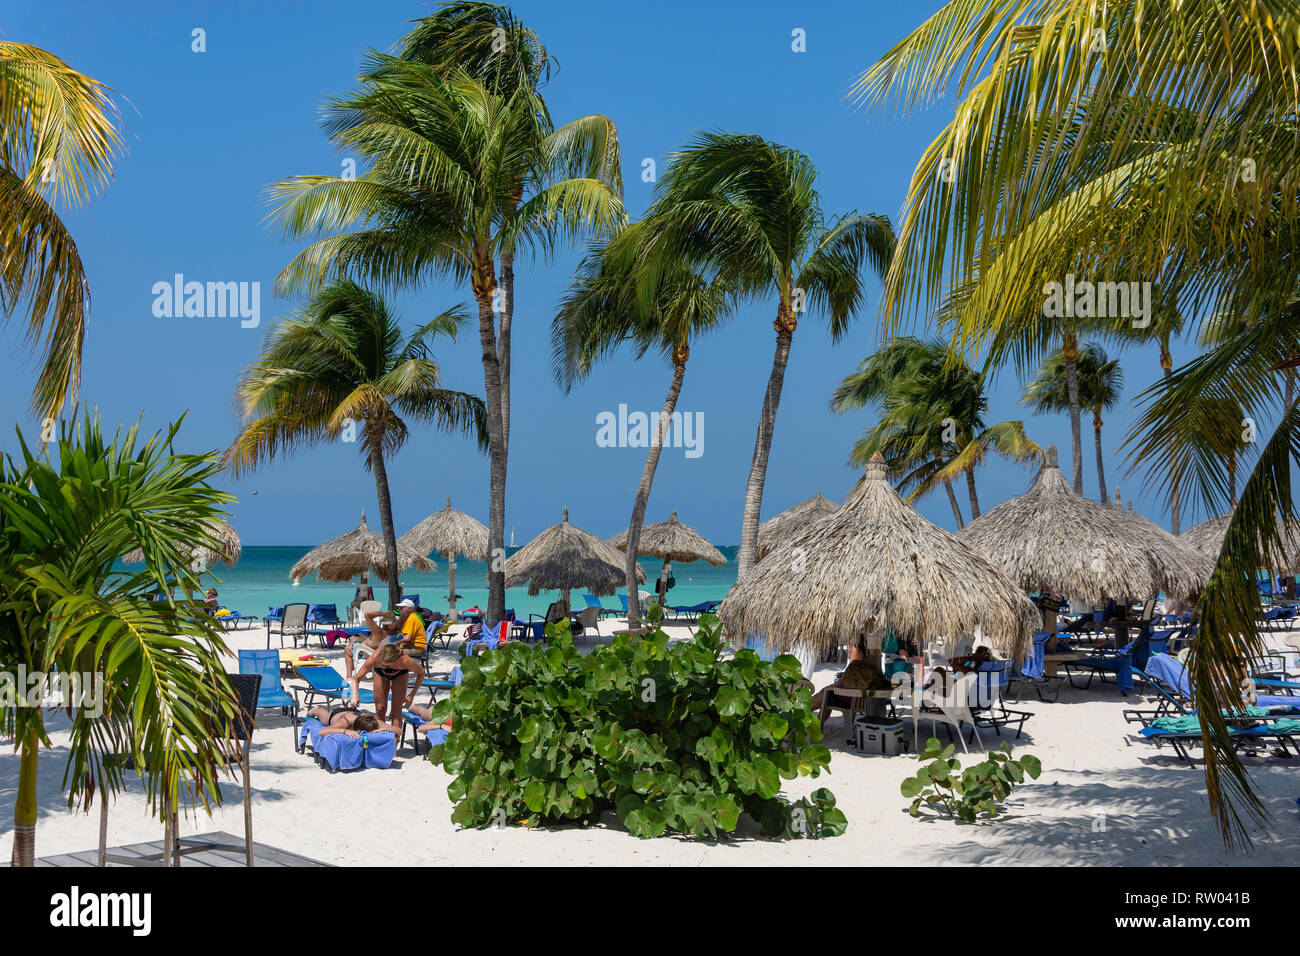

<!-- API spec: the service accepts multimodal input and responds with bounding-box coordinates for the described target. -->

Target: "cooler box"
[854,716,905,755]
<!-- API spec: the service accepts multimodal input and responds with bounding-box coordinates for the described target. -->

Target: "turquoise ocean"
[192,545,740,621]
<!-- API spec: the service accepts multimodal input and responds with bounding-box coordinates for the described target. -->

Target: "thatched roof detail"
[719,453,1039,660]
[957,447,1206,603]
[290,509,434,583]
[399,496,489,560]
[1181,512,1300,572]
[757,492,839,559]
[122,516,241,568]
[505,507,645,596]
[609,510,725,565]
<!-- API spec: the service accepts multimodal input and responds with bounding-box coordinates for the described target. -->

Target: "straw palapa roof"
[608,510,726,565]
[122,516,241,568]
[757,492,839,559]
[399,497,489,559]
[1181,512,1300,572]
[505,507,646,596]
[956,447,1205,603]
[290,509,434,582]
[719,453,1039,659]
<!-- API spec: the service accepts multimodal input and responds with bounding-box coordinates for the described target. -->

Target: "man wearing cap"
[393,598,428,656]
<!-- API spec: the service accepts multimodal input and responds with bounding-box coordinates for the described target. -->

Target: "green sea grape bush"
[429,614,846,838]
[900,738,1042,823]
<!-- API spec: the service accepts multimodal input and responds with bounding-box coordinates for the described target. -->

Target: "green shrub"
[900,738,1042,822]
[429,613,845,838]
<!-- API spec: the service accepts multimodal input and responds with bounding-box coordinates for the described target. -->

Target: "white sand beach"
[5,622,1300,867]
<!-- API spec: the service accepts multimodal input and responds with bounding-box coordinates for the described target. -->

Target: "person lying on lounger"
[406,703,453,734]
[351,643,425,731]
[307,705,381,738]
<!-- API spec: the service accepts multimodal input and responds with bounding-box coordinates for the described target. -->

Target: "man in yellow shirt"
[394,598,427,655]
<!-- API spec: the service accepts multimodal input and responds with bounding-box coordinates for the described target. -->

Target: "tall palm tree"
[268,30,622,625]
[833,336,1039,524]
[0,42,123,421]
[553,222,738,626]
[648,132,894,578]
[852,0,1300,845]
[225,282,488,608]
[0,414,239,867]
[1023,343,1124,504]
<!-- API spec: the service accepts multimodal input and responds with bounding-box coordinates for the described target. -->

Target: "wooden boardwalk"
[11,831,328,867]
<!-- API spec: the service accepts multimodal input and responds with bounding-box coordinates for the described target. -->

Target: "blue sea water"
[191,545,739,621]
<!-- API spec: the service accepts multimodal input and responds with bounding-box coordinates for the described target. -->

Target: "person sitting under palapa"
[810,635,890,722]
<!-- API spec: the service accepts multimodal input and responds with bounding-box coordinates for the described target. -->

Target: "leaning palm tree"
[834,336,1040,524]
[225,281,488,608]
[1023,343,1124,504]
[553,221,738,626]
[648,132,894,578]
[0,414,240,866]
[268,36,622,626]
[852,0,1300,846]
[0,42,123,421]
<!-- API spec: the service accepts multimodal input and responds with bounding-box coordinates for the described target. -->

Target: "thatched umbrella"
[609,510,725,606]
[956,446,1206,606]
[720,453,1040,665]
[505,507,646,612]
[122,516,241,569]
[1182,512,1300,574]
[400,497,489,617]
[290,509,434,586]
[757,492,839,560]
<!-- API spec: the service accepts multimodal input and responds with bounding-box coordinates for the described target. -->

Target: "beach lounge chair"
[1008,632,1062,702]
[462,620,502,656]
[266,602,309,649]
[968,661,1033,739]
[214,609,260,631]
[669,600,722,622]
[291,663,375,720]
[403,666,463,753]
[308,603,343,626]
[583,594,621,619]
[237,649,298,748]
[297,720,397,772]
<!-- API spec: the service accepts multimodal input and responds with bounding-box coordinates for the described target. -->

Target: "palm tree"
[0,42,122,421]
[553,222,738,626]
[833,336,1039,524]
[1023,343,1124,503]
[0,414,240,866]
[852,1,1300,845]
[648,132,894,578]
[225,281,488,608]
[268,19,622,625]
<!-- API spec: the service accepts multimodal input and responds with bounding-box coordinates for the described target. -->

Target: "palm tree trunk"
[737,310,796,579]
[474,275,508,627]
[499,248,514,458]
[626,352,688,628]
[1093,409,1108,504]
[11,730,37,866]
[1162,347,1180,534]
[964,468,981,520]
[367,430,402,609]
[942,474,964,530]
[1063,332,1084,495]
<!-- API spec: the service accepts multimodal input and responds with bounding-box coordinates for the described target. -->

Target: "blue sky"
[1,0,1223,544]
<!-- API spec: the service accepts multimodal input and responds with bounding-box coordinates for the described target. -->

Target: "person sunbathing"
[307,704,381,738]
[350,643,425,730]
[406,703,452,734]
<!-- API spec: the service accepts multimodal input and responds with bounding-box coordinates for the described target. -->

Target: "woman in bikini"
[307,705,381,738]
[350,642,425,730]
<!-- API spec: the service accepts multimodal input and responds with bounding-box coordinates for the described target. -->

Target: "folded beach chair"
[237,649,298,748]
[296,719,397,772]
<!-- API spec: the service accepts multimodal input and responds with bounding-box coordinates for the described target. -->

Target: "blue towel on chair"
[298,717,323,751]
[314,730,397,771]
